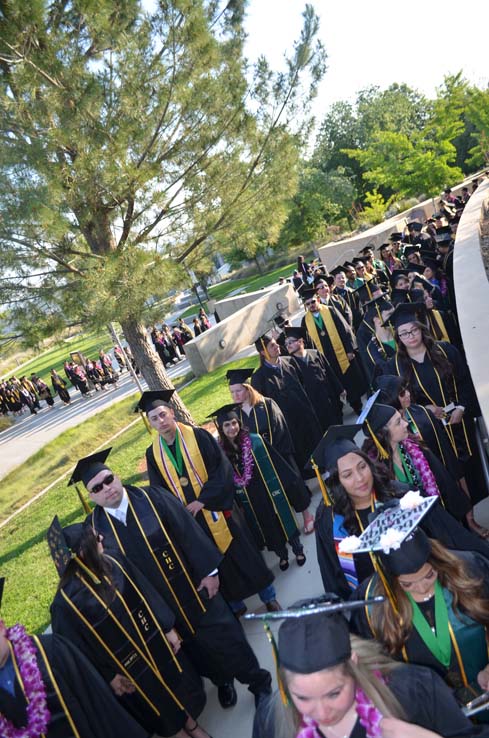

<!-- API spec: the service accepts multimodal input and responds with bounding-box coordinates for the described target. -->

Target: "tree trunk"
[254,255,263,275]
[120,317,195,424]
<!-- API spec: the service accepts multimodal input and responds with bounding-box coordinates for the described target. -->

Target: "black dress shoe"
[218,681,237,708]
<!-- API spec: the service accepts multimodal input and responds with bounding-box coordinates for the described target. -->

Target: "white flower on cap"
[338,535,362,553]
[379,528,405,554]
[399,490,424,510]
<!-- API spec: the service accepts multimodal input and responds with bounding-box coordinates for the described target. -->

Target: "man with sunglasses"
[73,448,272,712]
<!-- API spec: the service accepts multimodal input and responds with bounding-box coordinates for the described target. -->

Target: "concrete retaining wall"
[184,284,300,376]
[212,285,277,321]
[453,178,489,430]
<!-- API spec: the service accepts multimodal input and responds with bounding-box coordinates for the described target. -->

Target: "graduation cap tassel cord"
[311,460,331,507]
[75,483,92,515]
[139,409,152,436]
[264,622,290,707]
[364,420,389,460]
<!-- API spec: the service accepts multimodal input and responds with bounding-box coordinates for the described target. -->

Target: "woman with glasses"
[49,522,211,738]
[352,527,489,712]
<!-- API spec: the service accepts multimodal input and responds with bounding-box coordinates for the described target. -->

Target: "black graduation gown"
[300,310,367,409]
[251,358,323,473]
[289,349,344,431]
[51,554,205,737]
[146,428,274,601]
[315,488,489,599]
[89,486,269,691]
[0,633,148,738]
[406,404,463,481]
[356,316,397,388]
[334,286,363,329]
[253,664,489,738]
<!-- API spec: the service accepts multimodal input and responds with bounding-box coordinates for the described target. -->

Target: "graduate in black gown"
[227,368,314,534]
[300,288,367,414]
[351,526,489,711]
[142,390,275,605]
[74,449,272,710]
[283,326,344,429]
[252,597,489,738]
[311,426,489,601]
[0,580,147,738]
[251,334,323,477]
[354,290,396,388]
[49,519,210,738]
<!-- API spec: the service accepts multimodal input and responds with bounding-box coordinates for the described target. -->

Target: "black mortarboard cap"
[407,222,423,232]
[254,333,272,353]
[377,242,392,252]
[403,245,420,258]
[310,424,362,472]
[421,257,439,272]
[330,265,346,277]
[384,301,426,330]
[373,375,404,405]
[436,235,452,247]
[68,448,112,487]
[360,399,396,435]
[390,288,410,306]
[343,261,356,270]
[352,281,380,305]
[47,515,76,577]
[409,288,426,304]
[389,270,409,287]
[283,326,307,341]
[379,527,432,575]
[388,232,404,242]
[207,403,240,427]
[278,610,351,673]
[300,288,318,303]
[362,293,393,314]
[225,368,254,385]
[135,389,175,414]
[359,245,374,255]
[435,225,452,236]
[351,257,366,265]
[313,274,332,287]
[410,274,434,293]
[406,263,424,275]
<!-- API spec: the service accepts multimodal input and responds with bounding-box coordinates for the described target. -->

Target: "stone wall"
[184,284,300,376]
[211,285,277,321]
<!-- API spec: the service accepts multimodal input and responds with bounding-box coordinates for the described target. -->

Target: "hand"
[340,390,347,402]
[198,574,219,598]
[381,716,441,738]
[110,674,136,696]
[448,408,464,425]
[186,500,204,517]
[426,404,445,419]
[165,628,181,654]
[347,352,355,360]
[477,666,489,691]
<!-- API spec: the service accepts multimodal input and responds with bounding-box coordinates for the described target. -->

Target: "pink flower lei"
[232,431,254,487]
[401,437,440,498]
[0,624,50,738]
[296,672,385,738]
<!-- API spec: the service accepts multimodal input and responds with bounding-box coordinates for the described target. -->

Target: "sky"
[244,0,489,126]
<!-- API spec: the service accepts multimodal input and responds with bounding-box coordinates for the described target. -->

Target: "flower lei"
[296,672,385,738]
[401,438,440,498]
[229,432,254,487]
[0,624,50,738]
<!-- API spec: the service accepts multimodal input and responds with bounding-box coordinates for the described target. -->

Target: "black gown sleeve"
[422,446,471,520]
[314,502,352,600]
[193,427,236,510]
[143,484,223,580]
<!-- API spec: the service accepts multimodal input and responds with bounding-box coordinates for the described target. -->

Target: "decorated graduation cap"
[47,515,101,582]
[358,391,395,460]
[68,448,112,488]
[207,403,240,428]
[225,367,254,385]
[134,389,175,414]
[373,374,404,405]
[244,594,384,702]
[383,301,426,330]
[283,326,307,341]
[388,232,404,242]
[378,526,432,576]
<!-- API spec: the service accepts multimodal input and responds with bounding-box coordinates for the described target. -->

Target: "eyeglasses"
[284,339,298,346]
[398,328,421,340]
[90,474,115,494]
[304,299,317,307]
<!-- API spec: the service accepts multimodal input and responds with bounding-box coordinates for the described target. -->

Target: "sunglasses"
[90,474,115,494]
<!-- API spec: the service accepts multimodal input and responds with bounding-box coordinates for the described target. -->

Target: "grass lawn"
[1,329,114,387]
[178,262,297,320]
[0,355,259,632]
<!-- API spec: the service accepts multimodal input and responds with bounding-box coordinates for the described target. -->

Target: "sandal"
[303,518,315,535]
[296,552,307,567]
[279,558,289,571]
[468,520,489,539]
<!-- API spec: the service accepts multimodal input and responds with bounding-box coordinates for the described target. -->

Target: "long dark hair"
[59,526,115,605]
[218,421,250,467]
[327,450,398,535]
[362,426,429,480]
[395,321,454,394]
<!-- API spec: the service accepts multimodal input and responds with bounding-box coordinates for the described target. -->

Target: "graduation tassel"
[312,460,331,506]
[372,556,403,627]
[75,484,91,515]
[264,622,289,706]
[364,421,389,460]
[139,410,152,435]
[260,338,271,363]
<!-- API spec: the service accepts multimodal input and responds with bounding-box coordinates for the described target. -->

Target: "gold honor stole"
[304,306,350,374]
[152,423,232,554]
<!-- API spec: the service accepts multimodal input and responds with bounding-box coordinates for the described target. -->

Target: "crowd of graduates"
[4,186,489,738]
